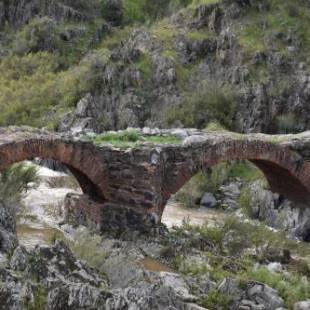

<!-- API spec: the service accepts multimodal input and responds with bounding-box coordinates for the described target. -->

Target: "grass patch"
[99,26,133,50]
[135,53,152,79]
[241,267,310,308]
[186,29,213,41]
[26,286,47,310]
[88,130,182,148]
[165,216,310,308]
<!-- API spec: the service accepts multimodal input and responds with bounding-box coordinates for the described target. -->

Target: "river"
[17,163,226,249]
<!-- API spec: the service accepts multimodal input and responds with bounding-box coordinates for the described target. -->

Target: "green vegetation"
[0,0,309,130]
[0,47,111,128]
[175,161,263,208]
[89,130,181,148]
[120,0,192,24]
[26,286,47,310]
[0,163,39,205]
[134,53,153,79]
[276,113,298,134]
[243,267,310,308]
[200,290,233,309]
[164,80,238,130]
[65,229,108,271]
[164,217,310,308]
[190,0,219,6]
[238,186,253,217]
[239,0,310,55]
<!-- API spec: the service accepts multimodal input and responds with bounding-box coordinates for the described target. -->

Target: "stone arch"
[161,139,310,216]
[0,138,109,201]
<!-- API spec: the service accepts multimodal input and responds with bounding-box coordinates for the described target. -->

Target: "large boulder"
[200,193,217,208]
[245,282,284,310]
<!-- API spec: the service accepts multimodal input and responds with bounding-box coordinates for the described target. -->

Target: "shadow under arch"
[0,139,108,202]
[161,139,310,216]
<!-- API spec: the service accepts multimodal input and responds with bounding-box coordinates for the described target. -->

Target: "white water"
[18,163,226,248]
[17,163,81,248]
[162,198,226,228]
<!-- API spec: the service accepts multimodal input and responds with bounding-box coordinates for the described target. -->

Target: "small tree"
[0,163,39,208]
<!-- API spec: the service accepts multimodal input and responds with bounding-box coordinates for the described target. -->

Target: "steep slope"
[0,0,310,133]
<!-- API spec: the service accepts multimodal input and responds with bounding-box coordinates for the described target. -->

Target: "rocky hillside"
[0,0,310,133]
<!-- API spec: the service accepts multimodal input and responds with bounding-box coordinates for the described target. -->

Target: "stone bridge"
[1,127,310,232]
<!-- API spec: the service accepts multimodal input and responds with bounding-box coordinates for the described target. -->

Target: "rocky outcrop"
[54,1,310,135]
[0,0,102,28]
[0,241,111,309]
[248,180,310,241]
[0,202,18,254]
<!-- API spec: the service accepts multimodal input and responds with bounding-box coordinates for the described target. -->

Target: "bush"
[165,80,238,130]
[64,229,107,270]
[107,0,191,24]
[0,163,39,205]
[175,161,263,209]
[276,113,297,134]
[12,17,61,55]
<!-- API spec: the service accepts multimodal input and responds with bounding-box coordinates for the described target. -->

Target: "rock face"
[0,0,101,28]
[219,278,284,310]
[0,241,111,310]
[248,180,310,241]
[52,0,310,135]
[0,202,18,253]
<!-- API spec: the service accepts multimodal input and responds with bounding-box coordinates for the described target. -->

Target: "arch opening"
[0,139,108,202]
[0,159,86,249]
[162,160,265,227]
[161,158,310,242]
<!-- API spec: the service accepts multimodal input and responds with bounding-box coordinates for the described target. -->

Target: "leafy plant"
[0,163,39,205]
[165,80,238,130]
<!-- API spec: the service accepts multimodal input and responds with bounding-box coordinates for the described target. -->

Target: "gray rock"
[0,227,18,254]
[200,193,217,208]
[47,283,111,310]
[106,272,199,310]
[248,180,310,241]
[102,254,145,289]
[218,277,242,299]
[183,135,208,146]
[10,246,29,272]
[294,300,310,310]
[238,299,266,310]
[266,262,283,273]
[171,128,189,140]
[246,283,284,310]
[220,182,241,200]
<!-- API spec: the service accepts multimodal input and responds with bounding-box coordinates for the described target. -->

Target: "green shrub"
[12,17,61,55]
[0,163,39,205]
[175,161,263,208]
[239,186,253,217]
[242,267,310,308]
[64,229,107,271]
[165,80,238,130]
[91,131,181,148]
[200,290,233,309]
[102,0,191,24]
[276,113,297,134]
